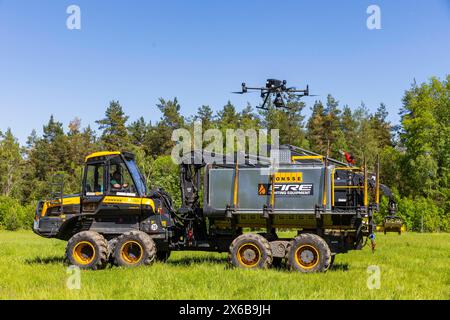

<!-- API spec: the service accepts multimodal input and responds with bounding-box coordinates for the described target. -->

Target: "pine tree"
[96,101,130,150]
[259,95,307,148]
[128,117,150,147]
[148,98,185,156]
[306,100,327,154]
[0,129,23,197]
[194,105,214,131]
[350,104,379,166]
[323,95,342,156]
[217,101,239,131]
[66,119,98,193]
[31,115,68,181]
[370,103,393,149]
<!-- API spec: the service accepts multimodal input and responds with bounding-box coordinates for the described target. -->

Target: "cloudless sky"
[1,0,449,144]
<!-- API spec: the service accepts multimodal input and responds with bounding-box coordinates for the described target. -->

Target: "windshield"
[125,158,147,196]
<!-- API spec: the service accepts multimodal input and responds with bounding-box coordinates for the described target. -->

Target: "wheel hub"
[242,248,257,261]
[295,245,320,269]
[121,241,143,264]
[300,249,315,264]
[73,241,95,265]
[237,243,261,267]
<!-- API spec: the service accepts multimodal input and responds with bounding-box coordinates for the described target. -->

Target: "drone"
[233,79,316,110]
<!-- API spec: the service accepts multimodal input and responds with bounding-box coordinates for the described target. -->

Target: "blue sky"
[1,0,449,144]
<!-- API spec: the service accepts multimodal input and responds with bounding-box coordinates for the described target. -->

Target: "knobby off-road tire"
[113,231,156,267]
[229,233,273,269]
[65,231,108,270]
[258,232,283,269]
[286,233,331,273]
[108,237,119,263]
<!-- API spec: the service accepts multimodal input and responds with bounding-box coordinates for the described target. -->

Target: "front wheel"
[286,233,331,273]
[65,231,108,270]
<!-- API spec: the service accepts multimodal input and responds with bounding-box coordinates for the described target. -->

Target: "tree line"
[0,76,448,232]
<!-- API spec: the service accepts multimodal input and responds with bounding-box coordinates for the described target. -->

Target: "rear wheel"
[229,233,272,269]
[286,233,331,273]
[113,231,156,267]
[65,231,108,270]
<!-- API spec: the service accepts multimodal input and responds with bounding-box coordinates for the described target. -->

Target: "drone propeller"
[232,91,259,94]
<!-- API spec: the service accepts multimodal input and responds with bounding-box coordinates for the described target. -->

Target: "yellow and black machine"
[33,145,397,272]
[381,216,405,234]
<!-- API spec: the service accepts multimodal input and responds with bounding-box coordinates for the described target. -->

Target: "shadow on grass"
[25,256,65,265]
[167,257,349,273]
[167,256,228,267]
[329,263,349,272]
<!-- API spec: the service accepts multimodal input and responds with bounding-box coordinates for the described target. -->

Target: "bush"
[395,196,448,232]
[4,207,21,231]
[149,156,181,208]
[374,190,449,232]
[0,196,35,231]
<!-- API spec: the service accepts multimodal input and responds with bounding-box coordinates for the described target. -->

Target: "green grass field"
[0,230,448,300]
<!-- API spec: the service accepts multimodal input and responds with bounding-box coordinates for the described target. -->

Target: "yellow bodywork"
[41,196,155,216]
[376,224,407,232]
[104,196,155,212]
[291,155,324,162]
[42,196,81,216]
[85,151,121,162]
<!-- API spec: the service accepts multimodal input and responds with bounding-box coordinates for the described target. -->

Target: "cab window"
[109,158,137,195]
[85,164,105,195]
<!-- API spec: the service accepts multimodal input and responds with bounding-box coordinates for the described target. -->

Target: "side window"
[85,164,105,195]
[109,160,137,195]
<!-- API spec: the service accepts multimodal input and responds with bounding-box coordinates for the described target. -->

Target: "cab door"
[82,162,106,214]
[100,155,142,218]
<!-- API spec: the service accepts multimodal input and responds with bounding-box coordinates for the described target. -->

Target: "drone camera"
[273,93,285,108]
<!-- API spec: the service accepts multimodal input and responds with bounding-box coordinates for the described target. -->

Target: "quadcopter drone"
[233,79,316,110]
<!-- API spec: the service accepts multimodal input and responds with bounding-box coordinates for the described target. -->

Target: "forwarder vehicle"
[382,216,405,234]
[33,145,397,272]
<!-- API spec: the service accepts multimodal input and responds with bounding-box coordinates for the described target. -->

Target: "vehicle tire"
[113,231,156,267]
[156,250,171,262]
[229,233,272,269]
[65,231,108,270]
[107,237,119,263]
[286,233,332,273]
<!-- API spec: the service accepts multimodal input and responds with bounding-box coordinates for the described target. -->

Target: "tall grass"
[0,231,448,300]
